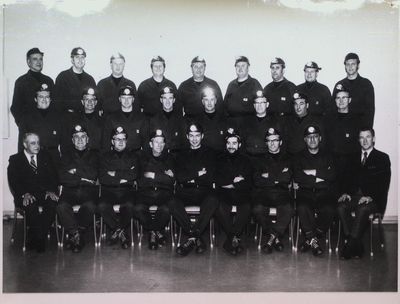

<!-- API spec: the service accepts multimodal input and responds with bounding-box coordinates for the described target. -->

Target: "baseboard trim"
[3,210,398,224]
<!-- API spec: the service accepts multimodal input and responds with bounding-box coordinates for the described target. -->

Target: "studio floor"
[2,220,398,293]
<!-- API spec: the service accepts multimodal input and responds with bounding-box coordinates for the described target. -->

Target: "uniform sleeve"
[10,79,24,125]
[364,79,375,128]
[374,154,391,214]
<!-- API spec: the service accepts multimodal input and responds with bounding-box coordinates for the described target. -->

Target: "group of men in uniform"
[7,47,391,261]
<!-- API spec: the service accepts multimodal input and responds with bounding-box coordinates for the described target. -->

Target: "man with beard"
[215,128,252,256]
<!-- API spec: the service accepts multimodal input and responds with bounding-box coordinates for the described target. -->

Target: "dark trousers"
[252,188,293,236]
[56,186,98,233]
[134,189,172,231]
[215,189,251,238]
[168,187,219,237]
[337,197,377,239]
[97,187,135,231]
[296,188,336,238]
[17,195,56,241]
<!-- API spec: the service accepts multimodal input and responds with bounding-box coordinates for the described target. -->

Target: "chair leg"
[177,227,182,247]
[61,227,65,248]
[130,218,134,247]
[170,216,175,247]
[327,228,332,254]
[254,223,259,241]
[138,224,143,247]
[370,217,374,257]
[335,220,341,254]
[22,212,27,252]
[378,215,384,248]
[93,215,98,247]
[209,218,214,249]
[295,216,300,251]
[11,208,18,243]
[55,214,60,247]
[257,226,263,250]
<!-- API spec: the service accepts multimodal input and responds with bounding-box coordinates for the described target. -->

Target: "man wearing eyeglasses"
[98,126,138,249]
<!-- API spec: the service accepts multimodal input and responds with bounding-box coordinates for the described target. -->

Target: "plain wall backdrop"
[1,0,398,220]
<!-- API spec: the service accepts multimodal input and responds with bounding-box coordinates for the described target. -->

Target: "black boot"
[176,238,196,256]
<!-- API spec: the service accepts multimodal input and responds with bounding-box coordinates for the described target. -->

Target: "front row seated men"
[169,122,219,256]
[8,132,59,253]
[98,126,138,249]
[337,127,391,259]
[56,125,99,253]
[135,129,176,250]
[215,128,252,255]
[252,127,293,254]
[294,125,337,256]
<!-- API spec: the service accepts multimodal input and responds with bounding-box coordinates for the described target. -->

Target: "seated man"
[135,129,175,250]
[7,133,59,252]
[338,127,391,259]
[294,125,337,256]
[98,126,138,249]
[169,123,219,256]
[56,125,99,253]
[252,128,293,254]
[215,128,252,256]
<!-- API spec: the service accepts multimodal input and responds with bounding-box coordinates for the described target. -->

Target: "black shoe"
[262,234,275,254]
[299,238,311,252]
[223,238,237,256]
[71,231,83,253]
[148,231,158,250]
[119,229,130,249]
[176,238,196,256]
[274,236,284,252]
[353,238,364,259]
[108,228,122,246]
[310,237,323,256]
[340,243,353,260]
[156,231,167,246]
[195,237,207,254]
[231,236,243,254]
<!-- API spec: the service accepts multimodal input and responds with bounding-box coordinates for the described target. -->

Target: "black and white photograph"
[1,0,399,303]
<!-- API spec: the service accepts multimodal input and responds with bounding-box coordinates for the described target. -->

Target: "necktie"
[30,155,37,172]
[361,151,368,166]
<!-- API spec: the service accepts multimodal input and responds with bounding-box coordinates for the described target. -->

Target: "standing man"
[337,128,391,259]
[98,126,138,249]
[97,53,137,116]
[149,86,186,155]
[54,47,96,114]
[263,57,296,117]
[332,53,375,128]
[252,128,293,254]
[11,48,54,150]
[326,84,361,187]
[169,123,219,256]
[177,56,223,119]
[296,62,331,116]
[135,129,176,250]
[294,125,337,256]
[20,83,61,166]
[56,125,99,253]
[215,128,252,256]
[137,56,178,117]
[11,48,54,126]
[223,56,263,126]
[102,86,148,153]
[8,133,59,252]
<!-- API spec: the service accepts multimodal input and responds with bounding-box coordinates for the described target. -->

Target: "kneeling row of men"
[8,119,390,260]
